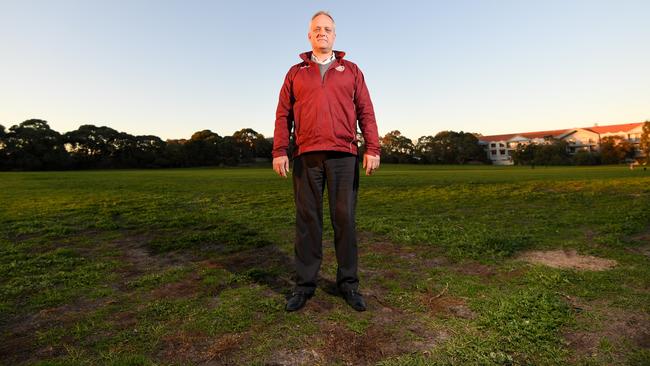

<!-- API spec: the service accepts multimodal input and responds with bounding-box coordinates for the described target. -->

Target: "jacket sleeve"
[353,65,381,157]
[272,68,295,158]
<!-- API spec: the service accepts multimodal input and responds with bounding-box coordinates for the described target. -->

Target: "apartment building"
[478,122,645,165]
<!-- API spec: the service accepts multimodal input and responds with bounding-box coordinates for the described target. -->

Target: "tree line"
[1,119,648,170]
[0,119,490,170]
[0,119,272,170]
[378,130,488,164]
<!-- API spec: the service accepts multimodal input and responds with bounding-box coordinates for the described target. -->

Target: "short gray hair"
[311,10,335,25]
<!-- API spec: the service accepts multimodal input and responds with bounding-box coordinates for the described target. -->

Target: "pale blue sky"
[1,0,648,140]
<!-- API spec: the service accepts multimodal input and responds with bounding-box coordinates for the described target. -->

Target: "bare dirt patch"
[276,287,447,365]
[266,349,325,366]
[421,293,476,320]
[632,246,650,259]
[517,249,617,271]
[0,297,113,365]
[564,303,650,363]
[318,322,403,364]
[630,227,650,244]
[262,276,448,366]
[112,234,192,285]
[358,231,448,263]
[453,262,496,277]
[150,275,202,299]
[156,330,244,365]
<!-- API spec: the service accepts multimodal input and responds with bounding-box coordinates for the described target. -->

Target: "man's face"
[308,14,336,53]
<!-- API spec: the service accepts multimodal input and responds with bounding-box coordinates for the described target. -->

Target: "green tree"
[431,131,456,163]
[0,124,5,148]
[0,124,6,169]
[429,131,486,164]
[185,130,222,166]
[232,128,271,161]
[380,130,415,163]
[534,139,571,166]
[64,125,123,168]
[600,135,634,164]
[640,120,650,164]
[512,143,536,166]
[415,135,436,163]
[164,139,189,167]
[255,137,273,159]
[118,134,166,168]
[219,136,240,166]
[455,132,486,164]
[512,139,571,166]
[572,150,600,165]
[4,119,68,170]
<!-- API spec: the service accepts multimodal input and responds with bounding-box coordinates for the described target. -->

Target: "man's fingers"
[272,157,290,178]
[364,155,380,176]
[366,161,374,175]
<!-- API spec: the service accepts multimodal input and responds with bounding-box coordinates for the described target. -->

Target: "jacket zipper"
[321,61,336,86]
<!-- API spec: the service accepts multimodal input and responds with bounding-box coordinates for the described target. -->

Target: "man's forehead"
[310,15,335,28]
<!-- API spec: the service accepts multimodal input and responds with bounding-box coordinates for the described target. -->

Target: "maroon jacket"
[272,50,381,158]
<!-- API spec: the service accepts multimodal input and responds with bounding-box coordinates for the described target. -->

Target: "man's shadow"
[218,244,339,300]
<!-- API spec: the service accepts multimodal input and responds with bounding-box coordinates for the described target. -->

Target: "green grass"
[1,164,649,365]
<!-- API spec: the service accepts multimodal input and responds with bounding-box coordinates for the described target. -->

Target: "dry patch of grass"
[517,249,618,271]
[157,330,245,365]
[564,302,650,364]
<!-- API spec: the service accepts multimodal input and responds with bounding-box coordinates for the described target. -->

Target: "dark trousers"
[291,151,360,294]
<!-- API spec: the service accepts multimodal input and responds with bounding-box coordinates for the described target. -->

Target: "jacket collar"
[299,50,346,64]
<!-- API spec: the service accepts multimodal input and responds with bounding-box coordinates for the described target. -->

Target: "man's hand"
[273,156,290,178]
[363,154,380,176]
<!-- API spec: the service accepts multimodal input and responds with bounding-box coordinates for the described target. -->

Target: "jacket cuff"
[365,147,381,157]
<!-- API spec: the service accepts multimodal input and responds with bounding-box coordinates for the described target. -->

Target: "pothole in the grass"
[517,249,617,271]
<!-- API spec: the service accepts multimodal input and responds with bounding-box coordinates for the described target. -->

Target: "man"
[272,11,381,312]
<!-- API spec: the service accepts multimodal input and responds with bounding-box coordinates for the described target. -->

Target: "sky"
[1,0,649,141]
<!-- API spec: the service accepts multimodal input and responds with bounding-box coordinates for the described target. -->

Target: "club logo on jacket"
[335,65,345,72]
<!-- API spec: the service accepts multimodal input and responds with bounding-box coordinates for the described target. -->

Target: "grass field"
[1,164,649,365]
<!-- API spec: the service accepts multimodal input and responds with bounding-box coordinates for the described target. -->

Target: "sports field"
[1,165,649,365]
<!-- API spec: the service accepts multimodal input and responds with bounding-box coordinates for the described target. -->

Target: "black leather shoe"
[342,290,366,312]
[285,292,313,312]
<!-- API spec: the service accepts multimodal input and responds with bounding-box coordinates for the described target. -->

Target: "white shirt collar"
[311,52,335,65]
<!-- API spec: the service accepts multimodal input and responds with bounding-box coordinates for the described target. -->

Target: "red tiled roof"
[479,122,644,142]
[480,128,571,142]
[584,122,643,134]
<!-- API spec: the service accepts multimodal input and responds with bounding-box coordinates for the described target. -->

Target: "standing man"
[272,11,381,312]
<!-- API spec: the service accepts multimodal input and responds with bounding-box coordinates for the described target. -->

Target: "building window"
[499,149,505,155]
[491,150,497,155]
[499,143,505,147]
[490,143,496,148]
